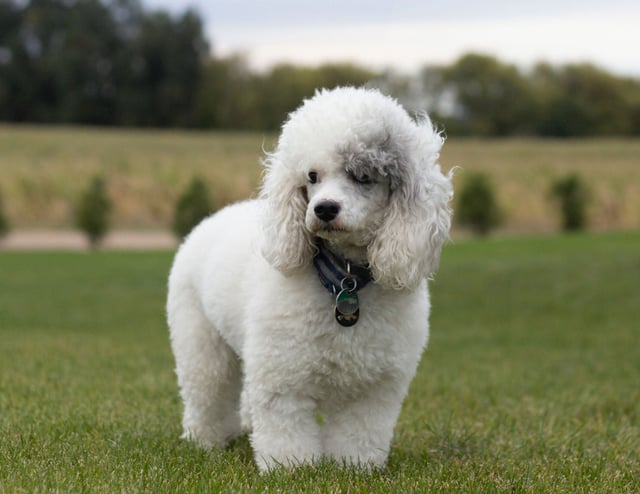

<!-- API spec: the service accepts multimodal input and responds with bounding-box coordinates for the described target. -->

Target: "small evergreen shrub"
[75,176,112,248]
[456,172,501,236]
[0,188,9,238]
[173,177,213,238]
[550,174,589,231]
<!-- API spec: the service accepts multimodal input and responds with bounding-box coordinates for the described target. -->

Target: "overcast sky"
[143,0,640,76]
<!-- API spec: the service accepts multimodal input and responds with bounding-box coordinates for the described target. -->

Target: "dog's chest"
[244,275,429,399]
[302,328,402,398]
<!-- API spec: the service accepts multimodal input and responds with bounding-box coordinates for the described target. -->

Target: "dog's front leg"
[321,378,410,469]
[245,385,322,471]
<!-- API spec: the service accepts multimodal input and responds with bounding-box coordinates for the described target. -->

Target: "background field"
[1,233,638,492]
[1,125,639,233]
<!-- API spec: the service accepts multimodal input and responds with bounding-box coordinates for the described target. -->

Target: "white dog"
[167,87,453,471]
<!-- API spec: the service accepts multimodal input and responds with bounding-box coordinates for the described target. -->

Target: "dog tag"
[335,287,359,326]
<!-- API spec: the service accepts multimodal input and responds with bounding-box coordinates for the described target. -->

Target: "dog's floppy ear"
[259,151,315,275]
[368,122,453,290]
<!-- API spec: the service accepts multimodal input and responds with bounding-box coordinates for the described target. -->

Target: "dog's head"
[260,87,453,290]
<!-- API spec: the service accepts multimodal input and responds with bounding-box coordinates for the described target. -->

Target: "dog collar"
[312,238,372,327]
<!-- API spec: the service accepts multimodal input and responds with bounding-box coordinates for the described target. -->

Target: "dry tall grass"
[444,139,640,233]
[1,125,638,233]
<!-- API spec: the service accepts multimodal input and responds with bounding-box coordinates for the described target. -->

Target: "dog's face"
[260,87,453,289]
[303,158,391,249]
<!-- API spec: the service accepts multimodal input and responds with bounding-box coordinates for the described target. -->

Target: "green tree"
[75,176,112,248]
[194,61,378,131]
[124,8,209,127]
[0,0,123,124]
[253,63,377,131]
[456,172,501,236]
[193,55,258,129]
[173,177,213,238]
[533,63,635,136]
[550,174,589,231]
[441,53,537,136]
[0,0,208,127]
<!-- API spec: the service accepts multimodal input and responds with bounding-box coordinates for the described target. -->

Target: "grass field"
[1,125,639,232]
[1,232,638,492]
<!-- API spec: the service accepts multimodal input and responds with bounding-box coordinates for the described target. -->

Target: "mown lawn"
[1,233,638,492]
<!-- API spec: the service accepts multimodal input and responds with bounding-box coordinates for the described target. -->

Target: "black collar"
[312,238,372,295]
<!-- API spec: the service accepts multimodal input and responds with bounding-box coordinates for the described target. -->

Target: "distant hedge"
[550,174,590,231]
[172,177,213,239]
[456,172,501,236]
[0,188,9,238]
[75,176,112,248]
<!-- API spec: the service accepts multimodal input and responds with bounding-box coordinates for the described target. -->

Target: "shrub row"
[0,176,213,247]
[0,173,590,247]
[457,172,590,235]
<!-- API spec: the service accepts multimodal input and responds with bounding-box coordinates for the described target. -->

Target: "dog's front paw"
[246,389,323,471]
[250,423,323,472]
[254,452,319,472]
[181,428,226,450]
[181,417,242,450]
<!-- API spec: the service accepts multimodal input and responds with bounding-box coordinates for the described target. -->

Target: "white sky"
[143,0,640,76]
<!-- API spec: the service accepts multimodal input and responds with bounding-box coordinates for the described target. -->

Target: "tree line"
[1,0,208,127]
[2,0,640,136]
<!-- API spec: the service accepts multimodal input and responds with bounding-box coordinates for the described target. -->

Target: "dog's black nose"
[314,201,341,222]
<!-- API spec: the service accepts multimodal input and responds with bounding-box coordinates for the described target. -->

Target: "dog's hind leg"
[168,287,242,449]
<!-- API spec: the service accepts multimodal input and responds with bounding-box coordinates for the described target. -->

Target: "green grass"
[1,233,639,492]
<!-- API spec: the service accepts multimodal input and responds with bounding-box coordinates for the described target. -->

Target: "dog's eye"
[307,171,318,184]
[350,171,372,185]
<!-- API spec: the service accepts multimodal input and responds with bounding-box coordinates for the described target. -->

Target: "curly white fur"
[167,87,453,472]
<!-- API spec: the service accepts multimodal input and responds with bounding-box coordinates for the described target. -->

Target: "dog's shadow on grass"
[224,430,483,467]
[226,433,255,464]
[160,428,485,480]
[225,429,485,477]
